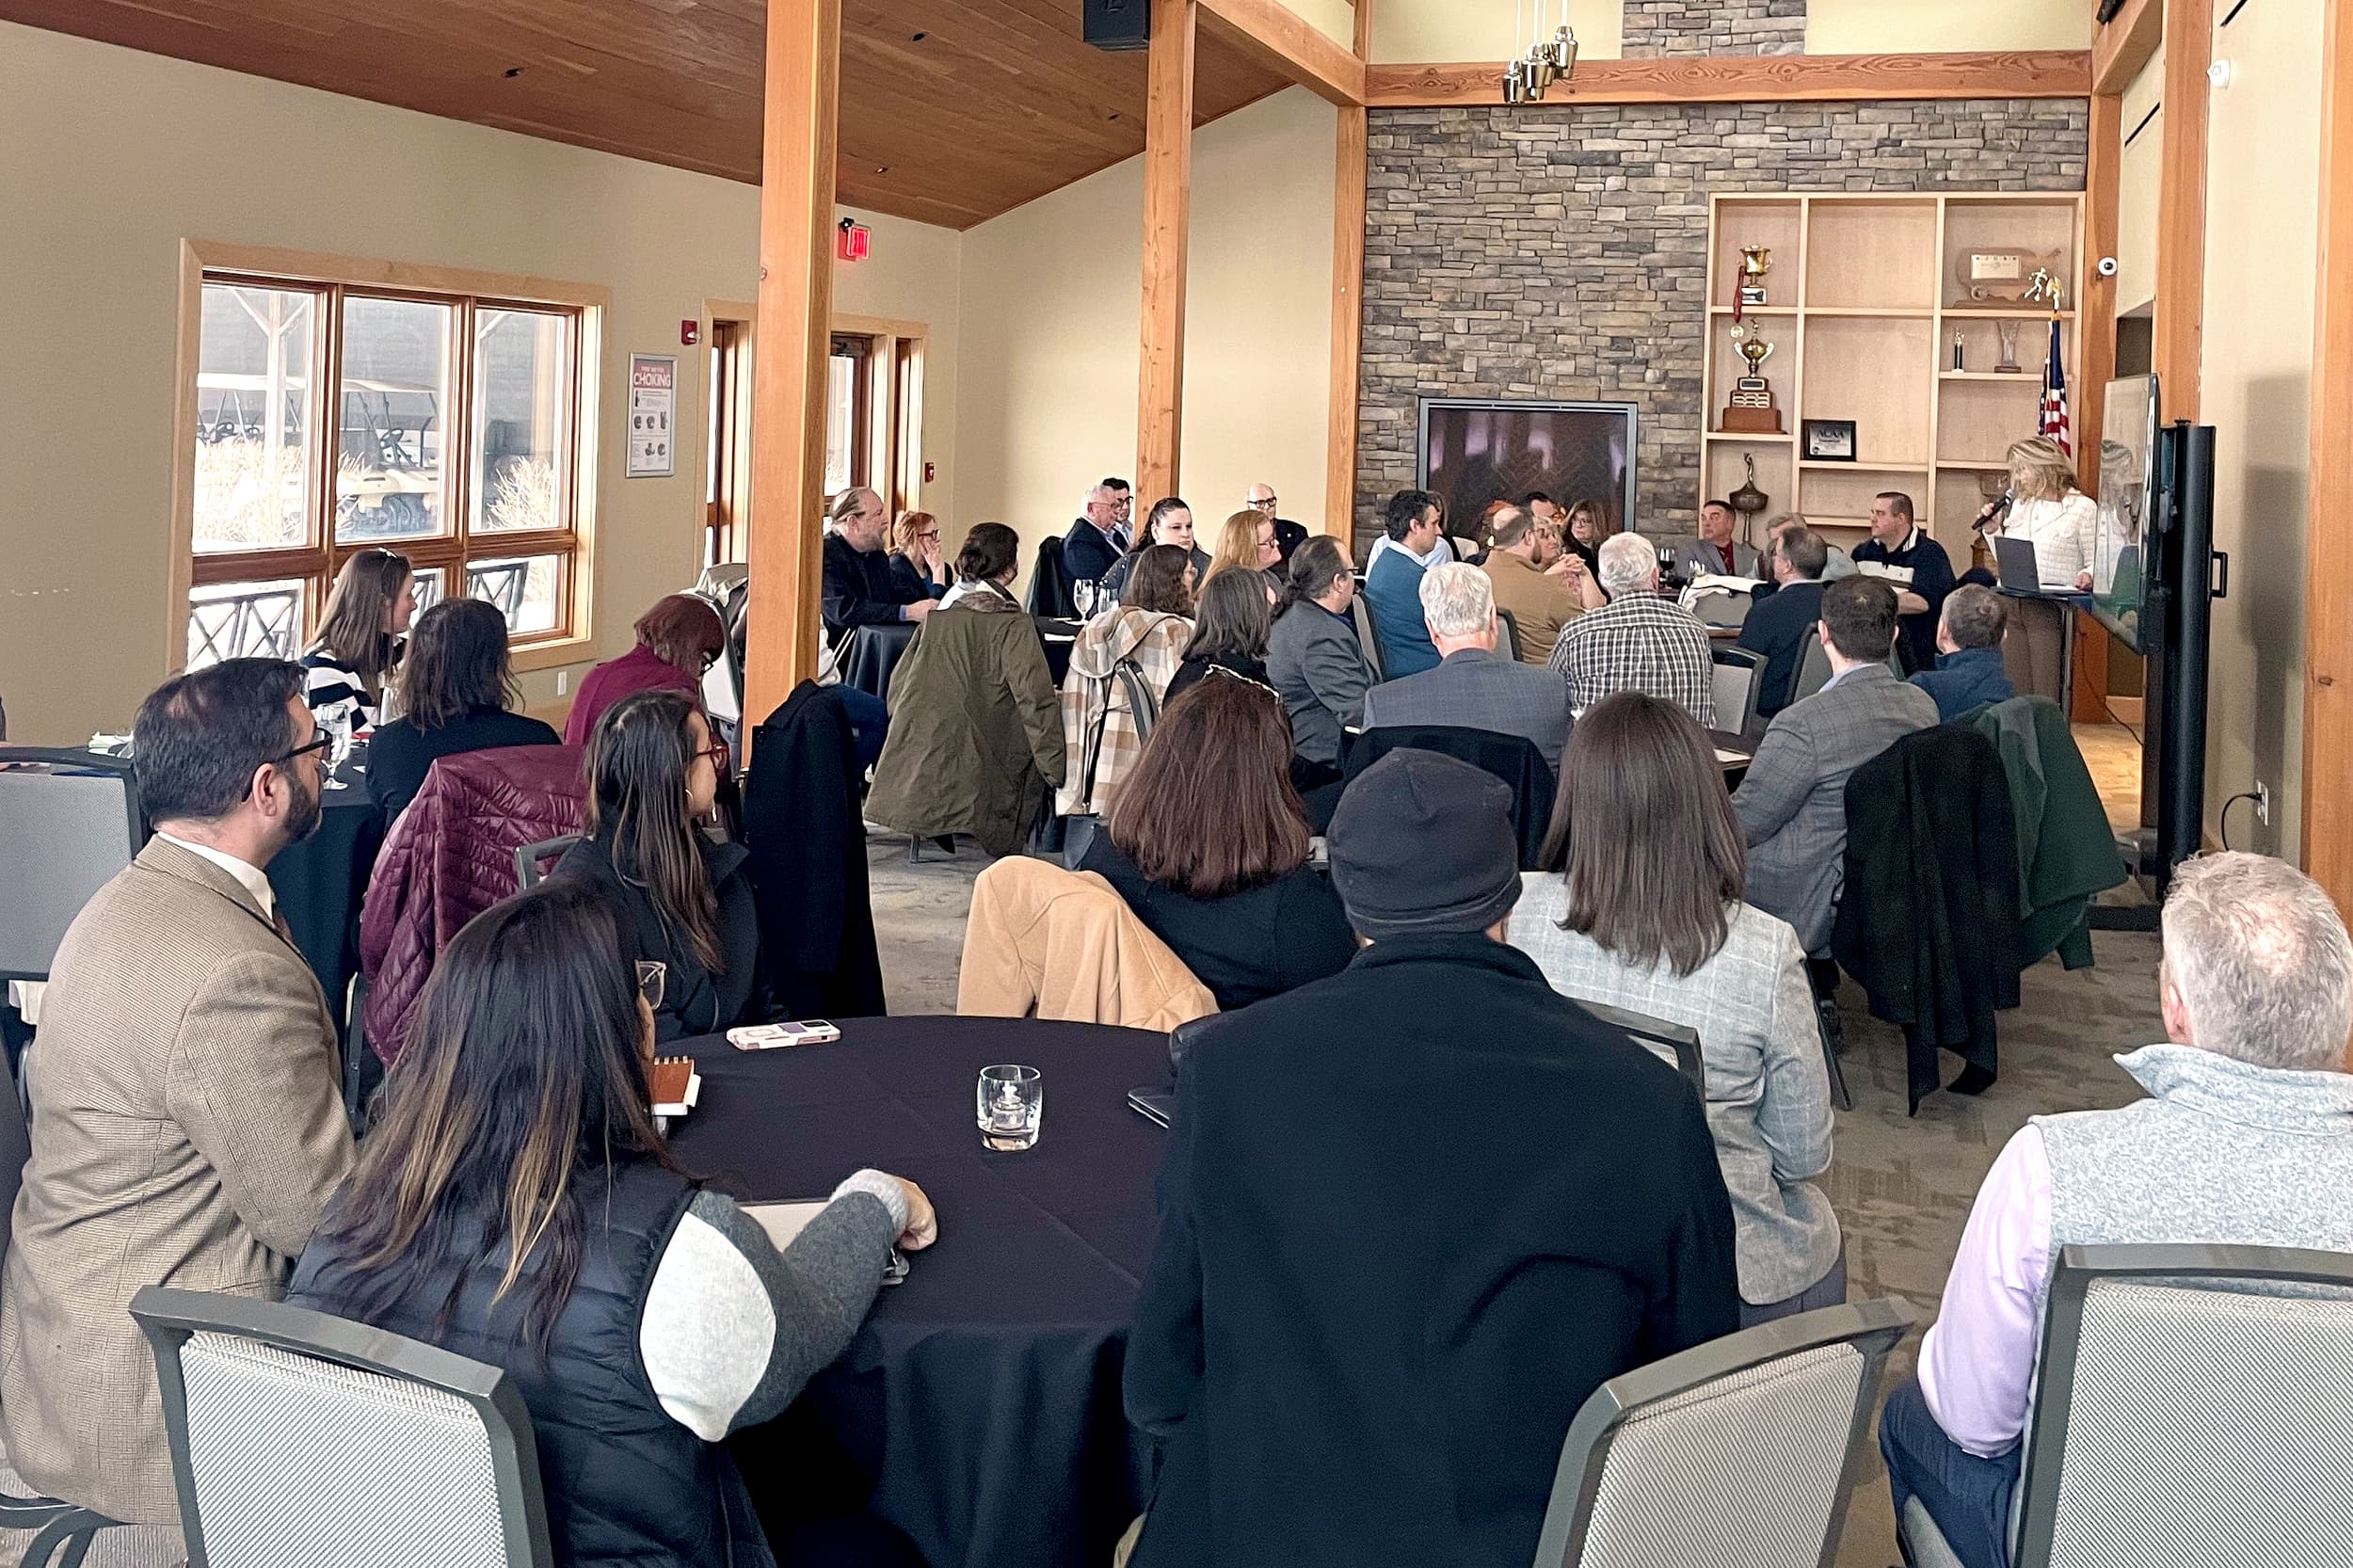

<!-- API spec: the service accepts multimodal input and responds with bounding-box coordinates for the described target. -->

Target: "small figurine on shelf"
[1952,328,1966,373]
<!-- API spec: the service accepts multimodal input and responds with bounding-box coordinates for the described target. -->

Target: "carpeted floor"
[862,768,2166,1566]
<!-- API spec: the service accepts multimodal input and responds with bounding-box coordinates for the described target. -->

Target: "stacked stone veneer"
[1355,99,2089,538]
[1625,0,1807,56]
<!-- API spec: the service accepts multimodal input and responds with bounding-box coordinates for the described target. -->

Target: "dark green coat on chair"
[864,588,1066,857]
[1970,696,2129,968]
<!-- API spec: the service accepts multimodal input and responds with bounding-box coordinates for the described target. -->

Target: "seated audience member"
[1549,534,1718,727]
[302,546,416,747]
[1207,506,1282,591]
[1080,676,1353,1009]
[367,598,559,819]
[1732,576,1938,954]
[1758,512,1855,583]
[1481,504,1595,668]
[1,659,353,1525]
[289,878,935,1568]
[1512,693,1839,1325]
[1124,749,1739,1568]
[1737,523,1833,719]
[1884,853,2353,1568]
[1064,482,1127,586]
[866,523,1065,857]
[557,691,768,1042]
[1911,584,2015,721]
[1674,500,1764,582]
[1367,490,1457,575]
[1851,490,1955,675]
[1245,482,1308,564]
[565,593,726,746]
[886,509,951,602]
[1058,544,1194,819]
[1363,488,1447,678]
[1361,563,1573,774]
[1560,496,1608,576]
[1100,498,1210,600]
[1166,566,1274,706]
[1266,536,1374,776]
[821,486,933,647]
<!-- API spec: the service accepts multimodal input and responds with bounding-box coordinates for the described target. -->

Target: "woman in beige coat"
[865,524,1066,856]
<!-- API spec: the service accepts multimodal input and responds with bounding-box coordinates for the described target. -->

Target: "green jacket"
[865,588,1066,856]
[1969,696,2128,968]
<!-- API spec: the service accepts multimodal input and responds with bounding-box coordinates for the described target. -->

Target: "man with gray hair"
[1063,481,1126,585]
[1360,563,1573,771]
[1546,533,1717,727]
[1882,851,2353,1568]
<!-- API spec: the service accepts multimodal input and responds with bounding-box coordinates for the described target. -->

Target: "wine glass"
[1073,580,1097,620]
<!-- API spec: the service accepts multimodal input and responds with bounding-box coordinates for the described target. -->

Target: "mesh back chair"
[1575,1000,1705,1097]
[0,1047,121,1565]
[1901,1244,2353,1568]
[129,1288,553,1568]
[512,836,583,892]
[0,749,146,983]
[1711,646,1767,740]
[1533,1298,1917,1568]
[1348,591,1387,680]
[1496,606,1524,664]
[1786,629,1904,707]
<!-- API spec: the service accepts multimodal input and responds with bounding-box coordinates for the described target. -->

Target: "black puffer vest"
[288,1160,760,1568]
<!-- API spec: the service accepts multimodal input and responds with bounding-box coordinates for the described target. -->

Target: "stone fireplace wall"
[1354,99,2089,539]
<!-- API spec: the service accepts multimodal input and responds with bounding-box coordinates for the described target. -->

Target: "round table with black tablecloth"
[841,619,1086,705]
[667,1016,1168,1568]
[265,773,382,1026]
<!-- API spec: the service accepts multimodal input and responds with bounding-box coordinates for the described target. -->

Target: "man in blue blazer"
[1363,489,1445,679]
[1737,524,1832,719]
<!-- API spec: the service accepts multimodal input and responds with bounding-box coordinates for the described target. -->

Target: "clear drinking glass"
[1072,580,1097,619]
[976,1064,1044,1151]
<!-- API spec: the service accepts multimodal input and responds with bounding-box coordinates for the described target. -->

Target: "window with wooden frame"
[173,243,605,671]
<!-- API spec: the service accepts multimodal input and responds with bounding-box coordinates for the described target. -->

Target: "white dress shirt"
[156,832,277,920]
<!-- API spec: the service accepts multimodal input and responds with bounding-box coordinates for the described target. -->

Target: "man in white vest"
[1881,851,2353,1568]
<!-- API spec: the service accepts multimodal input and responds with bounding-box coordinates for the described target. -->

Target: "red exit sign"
[837,219,871,263]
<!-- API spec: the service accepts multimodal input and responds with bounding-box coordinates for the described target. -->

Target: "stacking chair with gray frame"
[1575,1000,1705,1098]
[1899,1243,2353,1568]
[0,748,145,986]
[129,1287,554,1568]
[1709,646,1767,741]
[1531,1298,1917,1568]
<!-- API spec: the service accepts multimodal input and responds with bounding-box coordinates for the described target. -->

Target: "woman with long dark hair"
[367,597,558,819]
[1079,675,1353,1008]
[556,690,768,1041]
[1507,692,1838,1328]
[1096,497,1209,600]
[1056,543,1195,820]
[302,547,415,746]
[288,879,935,1568]
[1164,566,1274,707]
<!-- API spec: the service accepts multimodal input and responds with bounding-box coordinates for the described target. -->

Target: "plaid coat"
[1056,607,1191,818]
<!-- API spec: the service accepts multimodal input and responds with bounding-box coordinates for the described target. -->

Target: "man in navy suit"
[1737,524,1832,719]
[1062,482,1125,586]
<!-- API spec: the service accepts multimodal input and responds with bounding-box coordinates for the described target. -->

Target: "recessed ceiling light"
[504,66,524,78]
[911,31,927,41]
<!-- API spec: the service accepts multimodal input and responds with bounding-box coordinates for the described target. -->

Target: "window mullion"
[452,296,474,569]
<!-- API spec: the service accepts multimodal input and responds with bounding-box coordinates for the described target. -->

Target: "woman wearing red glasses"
[555,688,773,1042]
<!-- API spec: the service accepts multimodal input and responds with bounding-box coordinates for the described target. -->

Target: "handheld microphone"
[1975,490,2014,533]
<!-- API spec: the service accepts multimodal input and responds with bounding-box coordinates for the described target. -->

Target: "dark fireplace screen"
[1416,399,1639,545]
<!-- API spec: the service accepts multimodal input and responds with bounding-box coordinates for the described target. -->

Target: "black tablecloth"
[842,619,1084,704]
[266,778,382,1025]
[668,1016,1169,1568]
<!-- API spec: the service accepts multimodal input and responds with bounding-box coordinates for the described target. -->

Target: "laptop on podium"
[1993,535,2069,598]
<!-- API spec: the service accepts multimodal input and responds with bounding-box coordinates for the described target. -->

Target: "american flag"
[2040,316,2071,456]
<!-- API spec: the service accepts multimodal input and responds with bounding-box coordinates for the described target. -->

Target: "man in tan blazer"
[1,659,354,1524]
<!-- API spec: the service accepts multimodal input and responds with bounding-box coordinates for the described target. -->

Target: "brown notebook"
[650,1056,699,1116]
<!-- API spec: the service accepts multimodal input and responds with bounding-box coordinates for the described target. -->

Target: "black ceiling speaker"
[1084,0,1150,52]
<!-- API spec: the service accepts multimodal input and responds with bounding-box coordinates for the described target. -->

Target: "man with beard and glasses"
[0,658,354,1534]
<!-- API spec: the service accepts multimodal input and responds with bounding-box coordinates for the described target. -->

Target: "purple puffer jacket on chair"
[360,744,586,1062]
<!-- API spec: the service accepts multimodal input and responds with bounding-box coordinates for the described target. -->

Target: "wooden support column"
[1324,0,1370,542]
[2079,92,2122,497]
[2306,0,2353,917]
[744,0,841,726]
[2153,0,2211,422]
[1137,0,1196,504]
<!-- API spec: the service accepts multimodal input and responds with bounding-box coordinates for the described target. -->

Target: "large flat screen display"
[1417,399,1639,540]
[2090,374,2159,654]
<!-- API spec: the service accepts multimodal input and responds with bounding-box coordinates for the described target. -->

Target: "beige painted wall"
[2198,0,2322,858]
[2115,41,2166,316]
[1371,0,1622,64]
[956,87,1337,570]
[0,24,961,744]
[1276,0,1357,49]
[1806,0,2091,54]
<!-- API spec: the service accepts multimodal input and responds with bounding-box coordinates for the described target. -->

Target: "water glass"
[976,1064,1044,1151]
[1073,580,1097,619]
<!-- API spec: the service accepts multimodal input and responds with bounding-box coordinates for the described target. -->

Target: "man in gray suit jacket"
[1733,577,1939,954]
[1269,536,1377,770]
[1674,499,1765,582]
[1,659,354,1525]
[1360,562,1573,774]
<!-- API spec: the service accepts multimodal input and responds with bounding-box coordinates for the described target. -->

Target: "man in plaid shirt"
[1547,532,1718,728]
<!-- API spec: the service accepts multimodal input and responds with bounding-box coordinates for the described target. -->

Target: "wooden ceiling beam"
[1367,50,2091,107]
[2092,0,2163,96]
[1195,0,1366,106]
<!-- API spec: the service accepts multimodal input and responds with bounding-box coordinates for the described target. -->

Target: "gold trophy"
[1721,325,1782,434]
[1738,246,1773,308]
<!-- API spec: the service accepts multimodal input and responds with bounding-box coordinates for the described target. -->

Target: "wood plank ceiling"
[0,0,1291,228]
